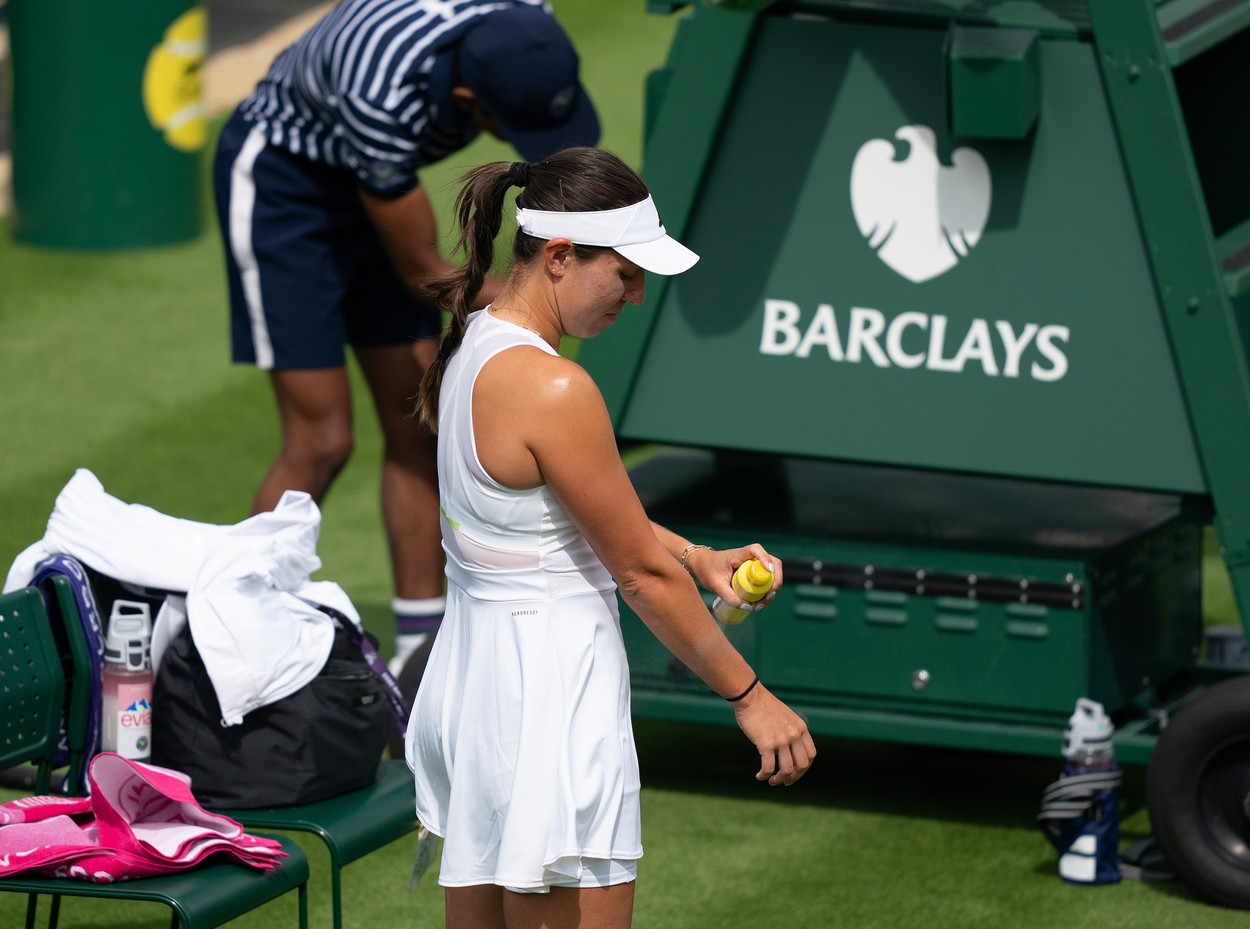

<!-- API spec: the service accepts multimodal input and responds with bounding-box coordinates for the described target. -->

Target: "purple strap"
[321,606,410,734]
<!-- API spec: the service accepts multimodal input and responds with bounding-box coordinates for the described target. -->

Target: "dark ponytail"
[414,147,652,432]
[413,162,515,431]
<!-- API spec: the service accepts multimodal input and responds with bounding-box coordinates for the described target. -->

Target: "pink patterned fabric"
[0,754,285,883]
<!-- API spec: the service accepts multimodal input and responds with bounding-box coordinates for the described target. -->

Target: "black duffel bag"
[151,614,392,808]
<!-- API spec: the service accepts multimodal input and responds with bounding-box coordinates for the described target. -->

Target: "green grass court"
[1,2,1246,926]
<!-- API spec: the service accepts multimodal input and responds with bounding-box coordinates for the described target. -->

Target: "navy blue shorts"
[213,109,440,370]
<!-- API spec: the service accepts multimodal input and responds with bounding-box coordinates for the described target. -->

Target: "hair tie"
[508,161,529,188]
[726,676,759,703]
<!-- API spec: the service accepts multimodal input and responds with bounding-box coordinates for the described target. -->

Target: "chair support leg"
[331,865,343,929]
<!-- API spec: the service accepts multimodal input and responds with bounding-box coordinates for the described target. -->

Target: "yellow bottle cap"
[735,559,774,600]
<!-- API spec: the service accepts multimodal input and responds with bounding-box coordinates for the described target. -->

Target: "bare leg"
[446,885,505,929]
[503,884,636,929]
[446,883,635,929]
[354,341,444,601]
[252,367,354,513]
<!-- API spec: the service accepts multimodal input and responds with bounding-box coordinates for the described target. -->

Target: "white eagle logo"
[850,125,991,284]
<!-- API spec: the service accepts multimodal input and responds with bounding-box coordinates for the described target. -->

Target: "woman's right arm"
[478,351,815,785]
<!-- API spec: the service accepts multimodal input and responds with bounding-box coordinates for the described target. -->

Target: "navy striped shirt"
[239,0,547,197]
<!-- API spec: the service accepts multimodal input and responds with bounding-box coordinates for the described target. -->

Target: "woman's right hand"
[686,542,782,611]
[730,684,816,786]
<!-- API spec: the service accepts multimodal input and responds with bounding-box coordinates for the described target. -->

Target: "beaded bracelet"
[726,676,759,703]
[678,543,711,578]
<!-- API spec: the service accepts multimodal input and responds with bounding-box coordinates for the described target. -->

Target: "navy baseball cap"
[458,6,600,161]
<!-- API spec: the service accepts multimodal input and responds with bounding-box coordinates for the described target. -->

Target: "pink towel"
[0,754,285,882]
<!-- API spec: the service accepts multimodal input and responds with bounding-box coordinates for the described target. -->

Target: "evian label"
[114,683,153,760]
[850,125,991,284]
[759,300,1069,382]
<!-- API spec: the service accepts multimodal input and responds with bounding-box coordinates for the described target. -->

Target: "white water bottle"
[1057,698,1121,885]
[101,601,154,762]
[1063,697,1116,771]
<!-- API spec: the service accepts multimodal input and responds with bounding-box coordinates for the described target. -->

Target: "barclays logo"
[851,125,991,284]
[755,126,1068,381]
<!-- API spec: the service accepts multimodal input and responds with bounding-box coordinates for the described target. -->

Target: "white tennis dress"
[406,309,643,891]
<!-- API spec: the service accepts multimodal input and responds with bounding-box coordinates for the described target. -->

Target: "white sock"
[390,596,445,675]
[390,633,428,675]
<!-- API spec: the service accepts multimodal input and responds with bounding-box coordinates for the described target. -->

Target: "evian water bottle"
[101,600,154,761]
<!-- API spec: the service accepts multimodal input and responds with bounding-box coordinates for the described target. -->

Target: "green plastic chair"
[37,576,94,795]
[0,588,66,797]
[0,586,311,929]
[45,573,419,929]
[212,758,419,929]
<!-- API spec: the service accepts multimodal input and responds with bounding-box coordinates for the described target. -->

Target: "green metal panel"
[755,537,1092,718]
[629,689,1166,763]
[947,26,1040,140]
[580,4,757,417]
[619,504,1201,754]
[763,1,1092,36]
[1086,0,1250,633]
[1086,516,1205,712]
[607,12,1203,491]
[705,0,776,11]
[621,526,1094,726]
[1155,0,1250,65]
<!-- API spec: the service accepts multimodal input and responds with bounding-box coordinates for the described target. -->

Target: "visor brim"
[614,236,700,276]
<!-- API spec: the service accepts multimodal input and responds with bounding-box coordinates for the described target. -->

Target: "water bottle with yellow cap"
[712,559,774,624]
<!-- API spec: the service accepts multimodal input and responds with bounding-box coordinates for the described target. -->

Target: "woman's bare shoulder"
[479,345,603,412]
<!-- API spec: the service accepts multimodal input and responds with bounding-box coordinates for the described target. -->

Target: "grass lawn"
[1,2,1245,927]
[1,725,1243,929]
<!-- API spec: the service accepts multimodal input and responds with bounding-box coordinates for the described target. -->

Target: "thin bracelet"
[725,676,759,703]
[678,543,711,578]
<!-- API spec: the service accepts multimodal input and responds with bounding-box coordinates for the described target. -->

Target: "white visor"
[515,195,699,275]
